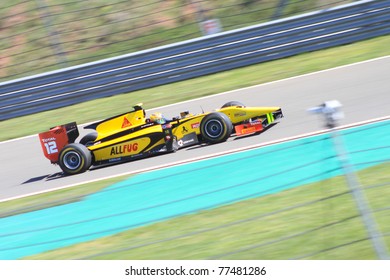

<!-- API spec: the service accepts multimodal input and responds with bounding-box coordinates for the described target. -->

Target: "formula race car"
[38,102,283,175]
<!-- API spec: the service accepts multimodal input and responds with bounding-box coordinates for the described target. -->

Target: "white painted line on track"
[1,55,389,145]
[0,134,36,144]
[1,115,389,203]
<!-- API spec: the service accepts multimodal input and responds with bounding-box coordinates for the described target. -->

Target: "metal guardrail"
[1,0,389,121]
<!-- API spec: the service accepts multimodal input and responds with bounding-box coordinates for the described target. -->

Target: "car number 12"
[44,141,58,154]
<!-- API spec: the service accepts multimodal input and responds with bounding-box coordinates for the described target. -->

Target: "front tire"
[221,101,245,108]
[58,143,92,175]
[200,112,233,144]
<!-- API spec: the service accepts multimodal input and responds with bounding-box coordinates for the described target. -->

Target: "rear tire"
[200,112,233,144]
[58,143,92,175]
[79,132,98,147]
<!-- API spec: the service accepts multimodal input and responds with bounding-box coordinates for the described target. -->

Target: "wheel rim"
[204,119,223,139]
[63,151,81,170]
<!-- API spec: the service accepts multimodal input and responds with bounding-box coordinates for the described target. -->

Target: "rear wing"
[38,122,79,163]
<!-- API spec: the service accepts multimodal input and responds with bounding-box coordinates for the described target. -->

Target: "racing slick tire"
[200,112,233,144]
[79,131,98,147]
[79,131,97,147]
[58,143,92,175]
[221,101,246,108]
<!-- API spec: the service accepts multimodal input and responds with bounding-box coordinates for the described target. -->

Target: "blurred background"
[0,0,353,81]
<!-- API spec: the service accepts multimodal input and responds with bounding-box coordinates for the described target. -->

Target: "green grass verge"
[13,162,389,260]
[1,0,352,79]
[1,34,390,142]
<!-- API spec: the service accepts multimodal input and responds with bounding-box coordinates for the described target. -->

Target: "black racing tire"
[58,143,92,175]
[79,131,98,147]
[221,101,246,108]
[200,112,233,144]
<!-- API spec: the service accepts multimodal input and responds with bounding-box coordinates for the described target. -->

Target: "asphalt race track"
[1,56,389,201]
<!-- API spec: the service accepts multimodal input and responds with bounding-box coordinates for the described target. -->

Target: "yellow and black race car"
[38,102,283,175]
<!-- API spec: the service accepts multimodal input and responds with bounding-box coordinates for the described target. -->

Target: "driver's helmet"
[150,112,166,124]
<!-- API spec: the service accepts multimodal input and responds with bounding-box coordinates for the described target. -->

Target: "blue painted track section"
[0,120,389,259]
